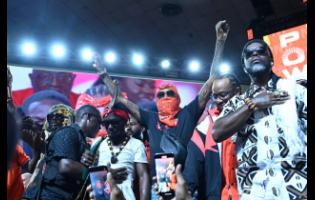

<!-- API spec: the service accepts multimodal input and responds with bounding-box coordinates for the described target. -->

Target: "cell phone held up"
[89,166,110,200]
[154,153,177,199]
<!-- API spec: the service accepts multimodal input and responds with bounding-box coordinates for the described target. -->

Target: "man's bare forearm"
[100,73,117,96]
[212,104,253,142]
[119,98,141,122]
[198,39,226,109]
[136,163,150,200]
[209,39,226,76]
[98,71,141,121]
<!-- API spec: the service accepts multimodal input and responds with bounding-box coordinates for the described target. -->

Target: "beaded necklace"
[107,135,130,164]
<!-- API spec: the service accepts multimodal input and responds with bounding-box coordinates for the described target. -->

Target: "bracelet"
[244,98,257,111]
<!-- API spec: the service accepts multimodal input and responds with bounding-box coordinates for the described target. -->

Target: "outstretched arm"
[198,20,229,109]
[92,55,142,121]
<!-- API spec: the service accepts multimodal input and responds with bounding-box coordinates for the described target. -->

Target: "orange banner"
[263,24,307,80]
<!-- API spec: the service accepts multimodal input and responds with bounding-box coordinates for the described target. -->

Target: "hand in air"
[215,20,230,41]
[92,53,107,74]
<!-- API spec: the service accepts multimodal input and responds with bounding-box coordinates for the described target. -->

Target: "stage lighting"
[104,51,117,64]
[161,59,170,69]
[188,60,200,72]
[20,41,37,57]
[80,47,94,62]
[219,63,231,74]
[50,43,66,59]
[132,53,145,66]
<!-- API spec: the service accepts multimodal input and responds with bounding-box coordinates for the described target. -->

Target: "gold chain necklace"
[106,135,130,164]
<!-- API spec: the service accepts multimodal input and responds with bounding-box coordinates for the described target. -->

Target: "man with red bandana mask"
[92,20,230,199]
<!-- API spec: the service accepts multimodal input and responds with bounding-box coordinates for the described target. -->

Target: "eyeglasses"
[157,90,176,99]
[212,91,233,100]
[102,119,124,129]
[244,47,268,59]
[47,113,65,122]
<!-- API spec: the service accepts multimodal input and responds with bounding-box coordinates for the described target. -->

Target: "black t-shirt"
[140,96,202,179]
[183,129,222,200]
[183,130,206,199]
[40,124,88,199]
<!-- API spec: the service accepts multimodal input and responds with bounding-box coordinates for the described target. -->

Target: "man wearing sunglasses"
[92,19,229,199]
[213,39,307,199]
[39,105,101,200]
[183,74,241,200]
[85,107,149,200]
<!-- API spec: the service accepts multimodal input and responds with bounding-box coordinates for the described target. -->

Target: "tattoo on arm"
[198,39,226,108]
[210,39,226,76]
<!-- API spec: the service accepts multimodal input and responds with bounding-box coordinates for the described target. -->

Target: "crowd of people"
[7,19,307,200]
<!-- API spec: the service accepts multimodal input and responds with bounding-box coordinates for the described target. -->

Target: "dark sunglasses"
[102,119,124,129]
[244,47,268,59]
[47,113,65,121]
[157,90,176,99]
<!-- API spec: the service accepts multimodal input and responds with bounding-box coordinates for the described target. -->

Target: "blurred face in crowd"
[29,70,76,96]
[212,77,239,111]
[125,115,142,136]
[24,99,66,127]
[119,78,156,102]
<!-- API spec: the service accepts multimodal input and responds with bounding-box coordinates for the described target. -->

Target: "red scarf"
[75,93,112,110]
[156,84,181,127]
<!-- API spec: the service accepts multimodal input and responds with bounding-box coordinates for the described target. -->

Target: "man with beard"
[92,20,229,198]
[39,105,101,199]
[183,74,241,200]
[213,39,307,199]
[85,107,149,200]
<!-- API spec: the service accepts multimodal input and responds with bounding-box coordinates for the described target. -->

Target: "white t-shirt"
[94,137,148,200]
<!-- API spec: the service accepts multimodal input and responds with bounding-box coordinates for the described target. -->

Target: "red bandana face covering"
[156,84,181,127]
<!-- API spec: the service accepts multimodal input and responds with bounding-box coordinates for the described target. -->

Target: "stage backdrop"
[263,24,307,80]
[9,66,202,109]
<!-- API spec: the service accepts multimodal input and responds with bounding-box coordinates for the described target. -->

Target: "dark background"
[7,0,307,84]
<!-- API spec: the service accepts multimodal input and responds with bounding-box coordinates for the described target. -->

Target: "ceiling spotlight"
[219,63,231,74]
[20,40,37,57]
[81,47,94,62]
[50,43,66,59]
[161,59,170,69]
[104,51,117,64]
[188,60,200,72]
[132,53,145,66]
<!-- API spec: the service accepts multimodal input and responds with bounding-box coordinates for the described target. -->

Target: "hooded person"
[23,104,76,198]
[43,104,75,140]
[155,84,181,127]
